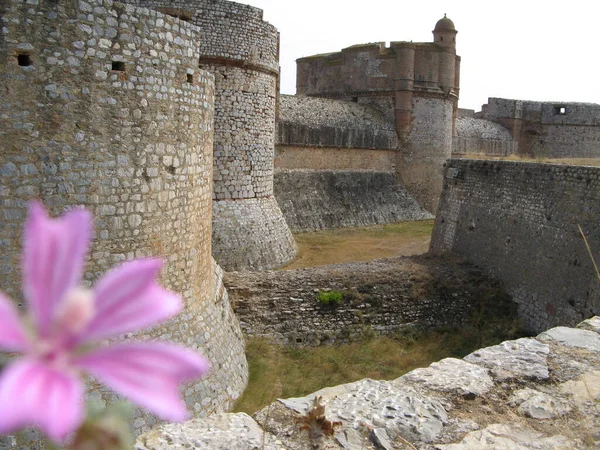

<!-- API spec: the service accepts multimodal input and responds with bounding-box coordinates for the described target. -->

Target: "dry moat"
[226,221,525,415]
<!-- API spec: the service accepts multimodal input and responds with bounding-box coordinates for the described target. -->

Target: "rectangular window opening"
[157,8,193,23]
[187,73,194,84]
[17,54,32,67]
[555,106,567,115]
[111,61,126,72]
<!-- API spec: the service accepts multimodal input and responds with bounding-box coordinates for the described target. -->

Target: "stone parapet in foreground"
[135,317,600,449]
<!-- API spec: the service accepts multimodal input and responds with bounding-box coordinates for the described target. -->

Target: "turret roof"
[434,14,456,32]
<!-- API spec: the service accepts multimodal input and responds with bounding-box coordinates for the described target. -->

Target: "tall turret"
[433,14,458,49]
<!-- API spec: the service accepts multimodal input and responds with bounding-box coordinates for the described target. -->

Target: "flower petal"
[22,201,92,337]
[0,359,84,442]
[80,259,182,343]
[0,292,28,352]
[75,343,209,422]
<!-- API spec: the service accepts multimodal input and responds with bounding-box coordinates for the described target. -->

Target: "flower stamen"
[55,288,95,336]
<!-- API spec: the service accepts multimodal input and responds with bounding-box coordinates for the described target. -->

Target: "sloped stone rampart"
[135,318,600,449]
[277,95,398,150]
[455,117,513,141]
[274,170,431,232]
[430,159,600,332]
[452,117,517,156]
[211,197,297,271]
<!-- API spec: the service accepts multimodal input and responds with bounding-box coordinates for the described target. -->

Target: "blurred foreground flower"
[0,202,209,442]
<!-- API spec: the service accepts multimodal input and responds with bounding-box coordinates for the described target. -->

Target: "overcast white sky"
[241,0,600,111]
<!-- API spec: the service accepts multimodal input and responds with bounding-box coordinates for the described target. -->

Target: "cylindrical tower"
[434,15,458,94]
[122,0,297,270]
[0,0,247,441]
[396,15,459,213]
[393,43,416,137]
[432,14,458,49]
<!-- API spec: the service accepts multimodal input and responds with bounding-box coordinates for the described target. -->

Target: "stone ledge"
[135,316,600,449]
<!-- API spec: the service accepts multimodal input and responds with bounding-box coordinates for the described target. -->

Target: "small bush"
[317,290,343,306]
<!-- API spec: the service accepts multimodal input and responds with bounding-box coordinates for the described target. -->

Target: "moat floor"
[282,220,434,270]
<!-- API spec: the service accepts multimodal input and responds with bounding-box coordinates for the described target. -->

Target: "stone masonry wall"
[452,117,517,156]
[399,96,454,213]
[277,95,398,150]
[124,0,297,271]
[211,197,297,271]
[479,98,600,157]
[274,170,432,232]
[452,137,517,157]
[275,147,399,171]
[0,0,247,441]
[226,255,512,347]
[431,159,600,332]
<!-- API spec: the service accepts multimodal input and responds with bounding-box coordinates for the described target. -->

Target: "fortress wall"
[124,0,296,270]
[480,98,600,157]
[297,43,396,95]
[275,147,398,171]
[122,0,277,72]
[212,197,297,270]
[274,95,430,229]
[276,95,399,170]
[529,125,600,158]
[0,0,247,438]
[452,117,518,156]
[274,170,431,232]
[431,159,600,332]
[399,96,455,213]
[452,137,517,157]
[277,95,398,151]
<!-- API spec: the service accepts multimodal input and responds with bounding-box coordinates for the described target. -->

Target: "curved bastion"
[0,0,247,440]
[123,0,298,270]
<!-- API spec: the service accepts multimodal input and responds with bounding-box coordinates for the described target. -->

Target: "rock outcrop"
[135,317,600,449]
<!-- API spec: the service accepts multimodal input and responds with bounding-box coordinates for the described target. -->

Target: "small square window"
[555,106,567,115]
[111,61,125,71]
[17,54,32,66]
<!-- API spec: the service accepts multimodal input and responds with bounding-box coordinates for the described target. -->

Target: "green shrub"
[317,290,343,306]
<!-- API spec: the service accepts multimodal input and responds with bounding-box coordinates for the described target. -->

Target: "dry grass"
[233,327,507,415]
[457,153,600,167]
[282,220,434,270]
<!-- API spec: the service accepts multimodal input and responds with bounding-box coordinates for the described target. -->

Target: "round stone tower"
[195,0,297,270]
[397,15,460,213]
[122,0,298,271]
[433,14,458,48]
[0,0,247,440]
[432,14,458,94]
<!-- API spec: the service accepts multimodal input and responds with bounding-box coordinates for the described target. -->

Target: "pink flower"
[0,202,210,442]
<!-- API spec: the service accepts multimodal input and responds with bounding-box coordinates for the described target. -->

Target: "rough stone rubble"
[135,317,600,449]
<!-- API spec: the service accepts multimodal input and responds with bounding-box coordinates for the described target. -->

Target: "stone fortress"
[1,0,600,447]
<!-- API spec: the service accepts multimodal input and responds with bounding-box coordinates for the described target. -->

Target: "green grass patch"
[316,290,343,306]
